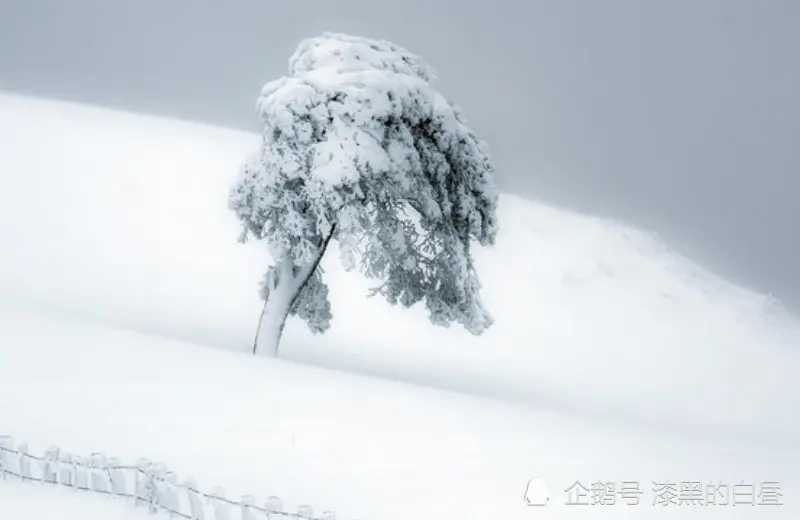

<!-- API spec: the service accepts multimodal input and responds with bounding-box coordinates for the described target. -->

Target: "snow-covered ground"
[0,479,161,520]
[0,92,798,518]
[1,302,797,519]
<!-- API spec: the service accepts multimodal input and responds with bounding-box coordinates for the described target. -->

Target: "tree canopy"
[229,32,499,348]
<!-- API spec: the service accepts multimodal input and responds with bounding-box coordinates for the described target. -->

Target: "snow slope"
[0,92,798,443]
[1,302,797,520]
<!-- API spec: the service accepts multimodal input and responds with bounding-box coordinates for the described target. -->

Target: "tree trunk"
[253,226,336,357]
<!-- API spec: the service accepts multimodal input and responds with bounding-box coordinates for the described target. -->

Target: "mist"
[1,0,797,314]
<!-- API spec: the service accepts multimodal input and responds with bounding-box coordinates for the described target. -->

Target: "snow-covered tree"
[229,32,499,356]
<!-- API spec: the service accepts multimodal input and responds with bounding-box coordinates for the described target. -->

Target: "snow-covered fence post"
[240,494,257,520]
[107,457,127,497]
[41,445,60,483]
[0,435,13,479]
[145,462,167,513]
[184,477,205,520]
[17,442,32,480]
[161,471,180,516]
[58,452,74,486]
[265,496,283,519]
[296,504,313,519]
[89,453,110,492]
[211,487,231,520]
[74,455,89,490]
[134,458,153,508]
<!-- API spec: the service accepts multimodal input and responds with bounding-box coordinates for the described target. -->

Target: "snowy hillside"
[0,92,798,439]
[1,303,797,520]
[0,92,798,518]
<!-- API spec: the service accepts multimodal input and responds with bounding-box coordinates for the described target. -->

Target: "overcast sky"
[1,0,798,314]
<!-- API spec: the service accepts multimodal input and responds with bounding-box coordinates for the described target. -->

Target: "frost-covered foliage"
[229,32,499,339]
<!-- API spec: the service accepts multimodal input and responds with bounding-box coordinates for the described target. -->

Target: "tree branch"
[287,224,337,319]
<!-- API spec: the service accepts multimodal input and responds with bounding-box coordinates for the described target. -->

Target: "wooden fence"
[0,435,348,520]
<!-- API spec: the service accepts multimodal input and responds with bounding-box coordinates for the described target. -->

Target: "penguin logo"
[524,477,550,506]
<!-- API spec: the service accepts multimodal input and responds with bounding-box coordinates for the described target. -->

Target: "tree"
[229,32,499,357]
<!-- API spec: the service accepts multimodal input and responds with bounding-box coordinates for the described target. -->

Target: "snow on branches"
[229,32,499,354]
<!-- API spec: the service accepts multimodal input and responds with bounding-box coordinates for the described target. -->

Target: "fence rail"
[0,436,350,520]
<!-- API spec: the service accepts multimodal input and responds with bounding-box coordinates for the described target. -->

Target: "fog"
[1,0,797,314]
